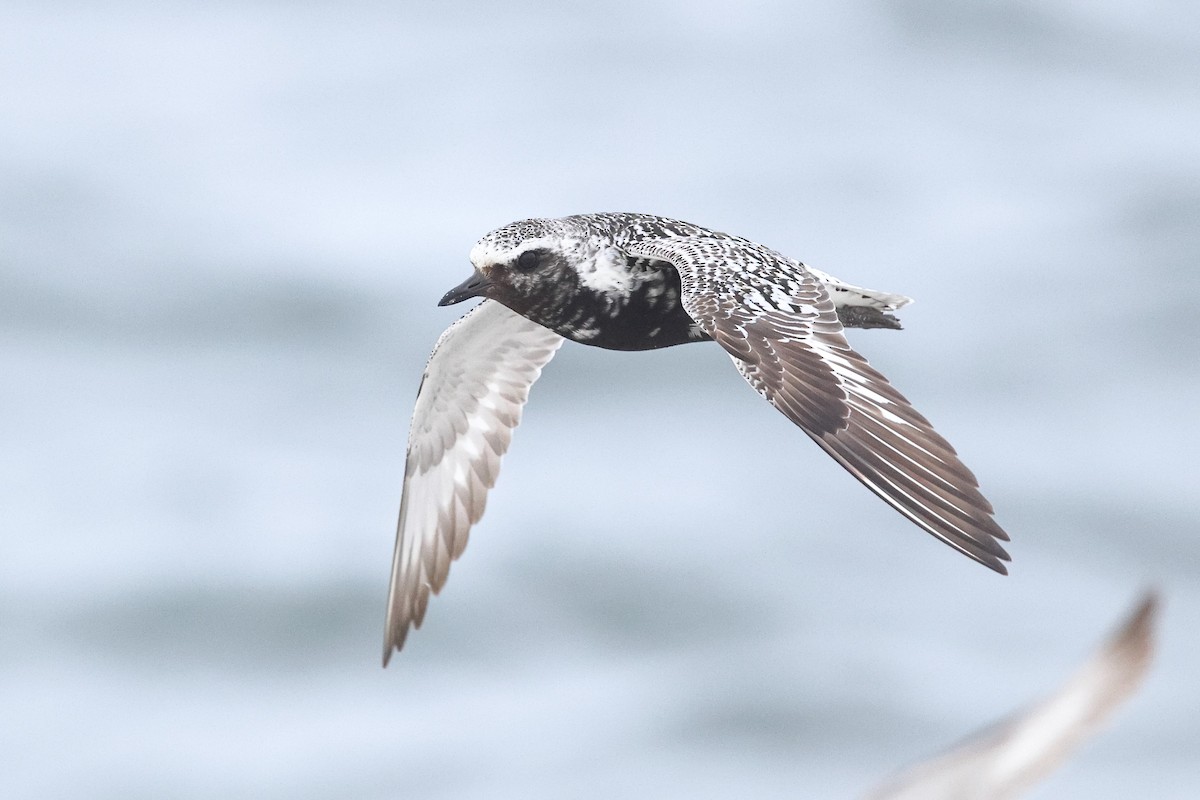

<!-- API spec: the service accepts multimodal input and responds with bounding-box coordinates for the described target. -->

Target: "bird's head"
[439,217,618,314]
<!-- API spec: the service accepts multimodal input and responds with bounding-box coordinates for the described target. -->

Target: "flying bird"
[384,213,1010,663]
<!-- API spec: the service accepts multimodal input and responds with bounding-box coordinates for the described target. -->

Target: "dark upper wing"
[383,300,563,664]
[864,592,1158,799]
[624,235,1010,572]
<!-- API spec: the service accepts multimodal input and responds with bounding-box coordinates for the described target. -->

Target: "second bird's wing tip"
[863,589,1161,799]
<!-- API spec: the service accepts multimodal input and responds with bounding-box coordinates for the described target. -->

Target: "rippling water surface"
[4,2,1199,797]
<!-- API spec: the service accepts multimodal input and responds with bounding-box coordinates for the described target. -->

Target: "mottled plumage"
[384,212,1010,664]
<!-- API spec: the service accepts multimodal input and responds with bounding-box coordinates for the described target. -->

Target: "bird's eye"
[515,250,540,271]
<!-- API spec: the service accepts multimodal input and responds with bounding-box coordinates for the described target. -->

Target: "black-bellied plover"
[384,213,1010,663]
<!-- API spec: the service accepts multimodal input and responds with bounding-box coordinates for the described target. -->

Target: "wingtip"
[993,542,1013,574]
[1113,588,1159,657]
[382,636,402,668]
[382,616,408,668]
[382,637,394,669]
[962,538,1010,575]
[1131,588,1160,620]
[382,621,411,668]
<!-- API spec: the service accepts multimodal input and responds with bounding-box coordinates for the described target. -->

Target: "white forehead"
[469,234,560,269]
[468,217,601,268]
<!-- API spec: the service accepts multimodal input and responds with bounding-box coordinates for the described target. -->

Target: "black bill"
[438,270,491,306]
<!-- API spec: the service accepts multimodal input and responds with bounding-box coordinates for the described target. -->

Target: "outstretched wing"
[865,592,1158,799]
[624,235,1010,571]
[384,300,563,664]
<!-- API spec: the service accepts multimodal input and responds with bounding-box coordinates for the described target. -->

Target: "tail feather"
[805,265,913,312]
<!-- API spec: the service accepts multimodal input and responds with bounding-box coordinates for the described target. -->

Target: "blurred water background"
[3,1,1198,797]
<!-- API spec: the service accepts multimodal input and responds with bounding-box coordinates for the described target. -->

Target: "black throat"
[514,257,710,352]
